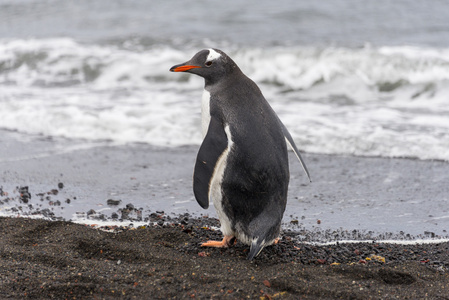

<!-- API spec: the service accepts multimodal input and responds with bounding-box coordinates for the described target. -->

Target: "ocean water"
[1,0,449,161]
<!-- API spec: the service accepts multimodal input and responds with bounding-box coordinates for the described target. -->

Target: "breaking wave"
[1,38,448,160]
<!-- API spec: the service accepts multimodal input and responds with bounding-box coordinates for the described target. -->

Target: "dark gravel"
[1,216,448,299]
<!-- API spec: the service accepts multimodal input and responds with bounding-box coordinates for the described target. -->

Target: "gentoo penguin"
[170,49,311,260]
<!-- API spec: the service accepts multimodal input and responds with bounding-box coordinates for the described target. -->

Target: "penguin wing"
[193,117,228,209]
[280,122,312,182]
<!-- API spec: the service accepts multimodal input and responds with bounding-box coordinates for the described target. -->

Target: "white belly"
[201,90,211,137]
[209,125,234,236]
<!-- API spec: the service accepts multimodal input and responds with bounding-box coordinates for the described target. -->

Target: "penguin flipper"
[193,117,228,209]
[280,122,312,182]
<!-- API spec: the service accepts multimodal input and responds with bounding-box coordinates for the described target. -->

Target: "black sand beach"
[1,131,449,298]
[1,216,449,299]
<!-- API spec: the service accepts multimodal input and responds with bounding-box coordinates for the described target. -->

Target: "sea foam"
[1,38,448,160]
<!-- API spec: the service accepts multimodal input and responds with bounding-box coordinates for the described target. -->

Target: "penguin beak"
[169,63,201,72]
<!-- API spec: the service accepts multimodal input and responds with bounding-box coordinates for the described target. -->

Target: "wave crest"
[1,39,449,92]
[1,38,449,160]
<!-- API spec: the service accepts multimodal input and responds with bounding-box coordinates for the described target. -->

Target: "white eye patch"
[207,48,221,61]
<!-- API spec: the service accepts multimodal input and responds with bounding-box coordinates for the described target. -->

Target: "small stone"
[58,182,64,189]
[120,210,130,220]
[107,199,121,206]
[18,186,31,203]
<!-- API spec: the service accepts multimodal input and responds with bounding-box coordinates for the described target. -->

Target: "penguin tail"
[247,239,265,261]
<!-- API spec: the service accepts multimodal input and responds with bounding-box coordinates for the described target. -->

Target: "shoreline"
[1,130,449,240]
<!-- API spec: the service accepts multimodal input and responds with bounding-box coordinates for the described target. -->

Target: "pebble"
[107,199,121,206]
[18,186,31,203]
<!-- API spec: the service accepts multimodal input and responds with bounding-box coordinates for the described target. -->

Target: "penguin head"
[170,48,238,84]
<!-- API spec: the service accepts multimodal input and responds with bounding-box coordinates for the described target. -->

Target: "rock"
[107,199,121,206]
[18,186,31,203]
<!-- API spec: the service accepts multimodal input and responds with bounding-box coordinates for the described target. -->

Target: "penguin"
[170,49,311,260]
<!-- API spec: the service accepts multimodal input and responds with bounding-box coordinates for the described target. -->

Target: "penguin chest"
[201,90,211,137]
[208,125,234,236]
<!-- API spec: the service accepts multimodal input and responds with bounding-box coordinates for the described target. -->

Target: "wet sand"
[1,130,449,238]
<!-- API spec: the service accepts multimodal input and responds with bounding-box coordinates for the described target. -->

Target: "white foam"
[308,239,449,246]
[72,218,148,228]
[1,38,449,160]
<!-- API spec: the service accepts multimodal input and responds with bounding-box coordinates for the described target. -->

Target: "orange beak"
[170,65,201,72]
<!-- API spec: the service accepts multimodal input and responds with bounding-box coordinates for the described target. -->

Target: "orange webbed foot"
[201,235,236,248]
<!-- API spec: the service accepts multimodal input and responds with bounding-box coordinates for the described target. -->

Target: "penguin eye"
[205,61,213,67]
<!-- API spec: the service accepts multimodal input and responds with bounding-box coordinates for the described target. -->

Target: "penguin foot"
[201,235,236,248]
